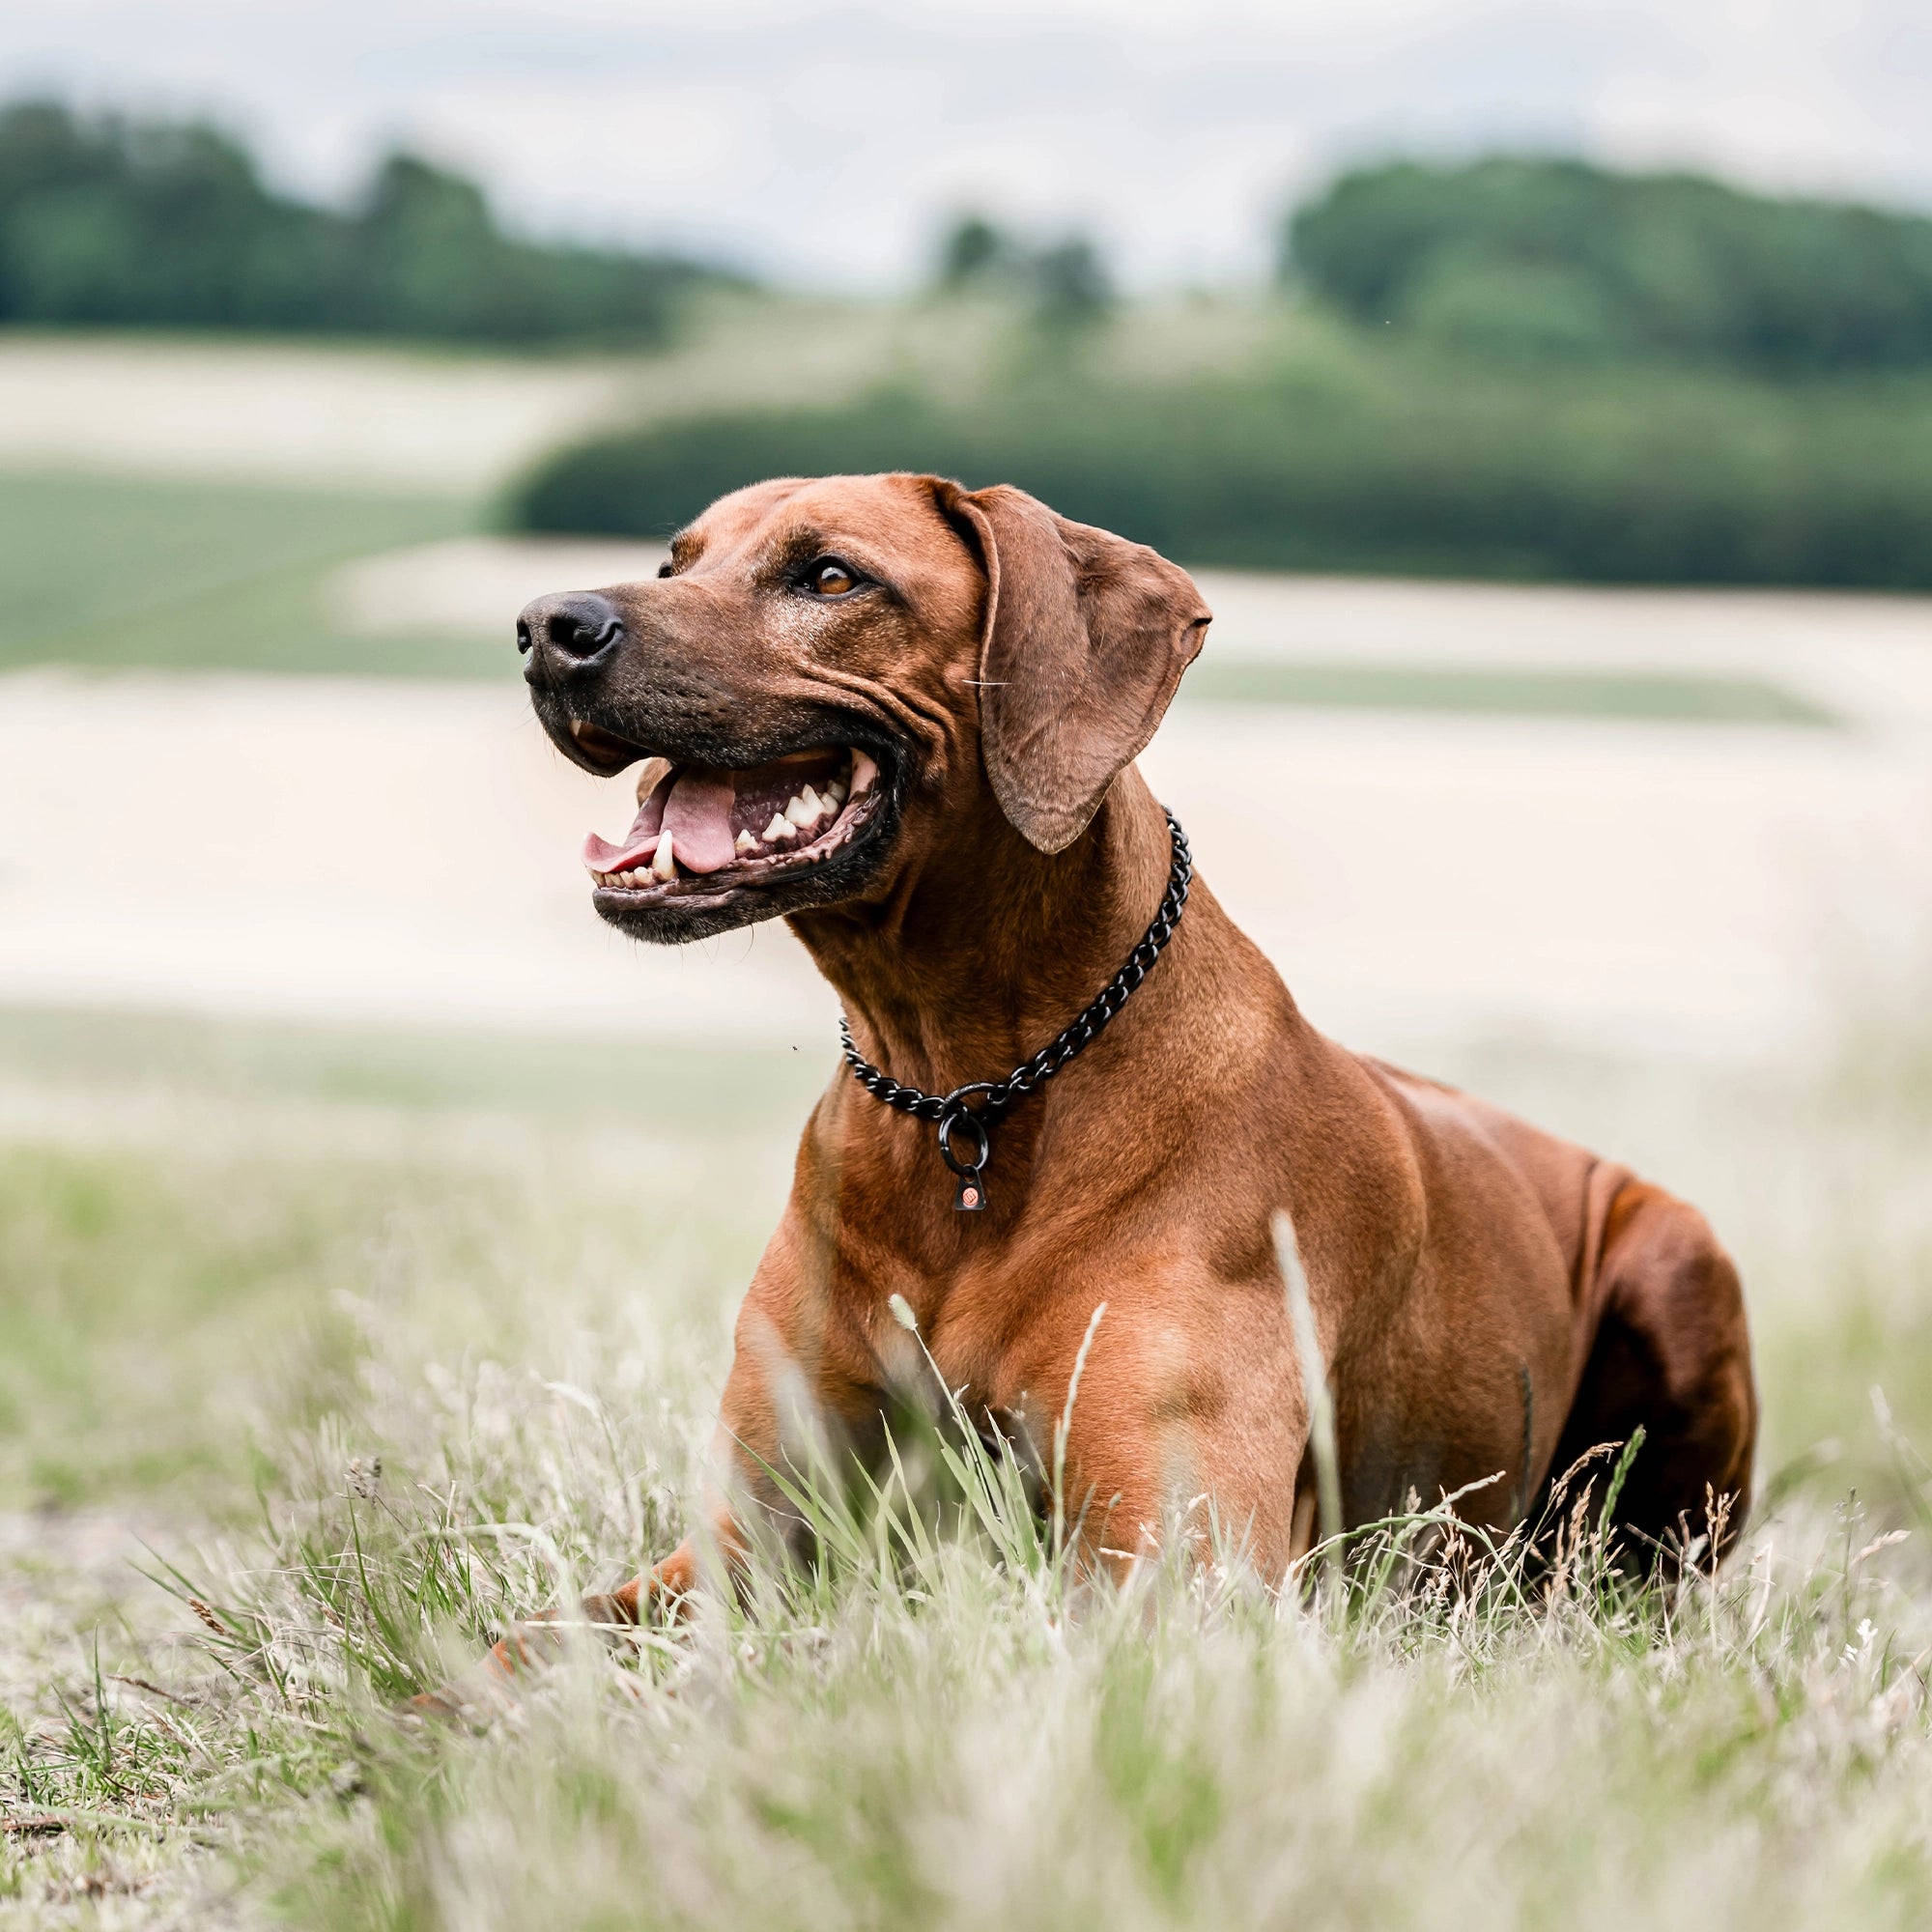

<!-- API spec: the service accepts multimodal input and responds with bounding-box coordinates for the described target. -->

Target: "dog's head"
[521,472,1210,943]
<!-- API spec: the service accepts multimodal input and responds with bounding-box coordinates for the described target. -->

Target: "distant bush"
[0,100,734,344]
[1286,157,1932,374]
[512,357,1932,588]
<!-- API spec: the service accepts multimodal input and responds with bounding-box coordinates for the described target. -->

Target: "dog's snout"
[520,592,625,670]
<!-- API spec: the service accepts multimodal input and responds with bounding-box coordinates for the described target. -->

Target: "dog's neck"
[789,768,1177,1098]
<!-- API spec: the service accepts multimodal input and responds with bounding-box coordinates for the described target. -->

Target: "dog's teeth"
[651,836,677,881]
[784,791,820,828]
[735,829,758,855]
[824,779,847,805]
[762,813,792,842]
[628,869,647,887]
[851,753,878,795]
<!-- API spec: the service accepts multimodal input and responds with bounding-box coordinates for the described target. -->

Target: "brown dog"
[516,472,1756,1615]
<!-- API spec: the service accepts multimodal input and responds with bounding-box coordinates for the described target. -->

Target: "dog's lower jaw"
[591,774,905,944]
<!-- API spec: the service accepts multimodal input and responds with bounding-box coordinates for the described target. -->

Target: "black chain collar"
[837,808,1193,1212]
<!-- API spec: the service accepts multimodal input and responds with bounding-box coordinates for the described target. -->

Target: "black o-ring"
[937,1107,990,1179]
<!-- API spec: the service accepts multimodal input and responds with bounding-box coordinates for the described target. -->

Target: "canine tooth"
[651,836,677,881]
[763,813,792,841]
[851,753,878,794]
[735,829,759,855]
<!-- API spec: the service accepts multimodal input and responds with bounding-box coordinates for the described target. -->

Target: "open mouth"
[582,745,883,896]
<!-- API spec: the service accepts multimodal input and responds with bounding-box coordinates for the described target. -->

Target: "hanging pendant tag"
[937,1100,992,1214]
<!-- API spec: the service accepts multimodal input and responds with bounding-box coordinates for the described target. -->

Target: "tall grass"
[4,1023,1932,1925]
[81,1350,1932,1929]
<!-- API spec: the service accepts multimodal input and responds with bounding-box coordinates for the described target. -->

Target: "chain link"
[837,809,1193,1156]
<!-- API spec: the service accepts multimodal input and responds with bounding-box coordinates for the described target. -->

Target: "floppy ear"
[941,482,1210,854]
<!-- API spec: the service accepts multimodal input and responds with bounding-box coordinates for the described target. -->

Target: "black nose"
[518,591,625,668]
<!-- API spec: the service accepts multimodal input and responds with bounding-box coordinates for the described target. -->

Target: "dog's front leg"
[1030,1278,1312,1589]
[478,1366,785,1680]
[475,1498,753,1688]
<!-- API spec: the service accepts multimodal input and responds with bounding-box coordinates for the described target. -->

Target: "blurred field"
[7,558,1929,1057]
[0,297,1002,490]
[8,318,1932,1925]
[0,474,472,678]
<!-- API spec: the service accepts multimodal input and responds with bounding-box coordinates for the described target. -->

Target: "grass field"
[4,1005,1932,1927]
[6,327,1932,1925]
[0,475,477,680]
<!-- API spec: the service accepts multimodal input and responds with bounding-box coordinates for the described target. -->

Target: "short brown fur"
[514,471,1757,1634]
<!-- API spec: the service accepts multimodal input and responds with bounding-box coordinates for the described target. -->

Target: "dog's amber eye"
[810,560,858,596]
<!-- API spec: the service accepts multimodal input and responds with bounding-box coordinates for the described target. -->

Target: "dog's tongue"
[579,766,737,875]
[660,768,737,872]
[582,768,669,873]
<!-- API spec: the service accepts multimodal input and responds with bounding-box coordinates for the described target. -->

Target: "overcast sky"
[6,0,1930,290]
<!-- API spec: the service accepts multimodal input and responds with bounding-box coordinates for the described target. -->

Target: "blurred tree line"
[519,157,1932,586]
[13,96,1932,588]
[0,100,731,344]
[514,362,1932,589]
[934,214,1113,325]
[1285,156,1932,374]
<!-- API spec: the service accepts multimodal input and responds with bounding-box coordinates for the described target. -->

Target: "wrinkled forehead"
[674,473,974,585]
